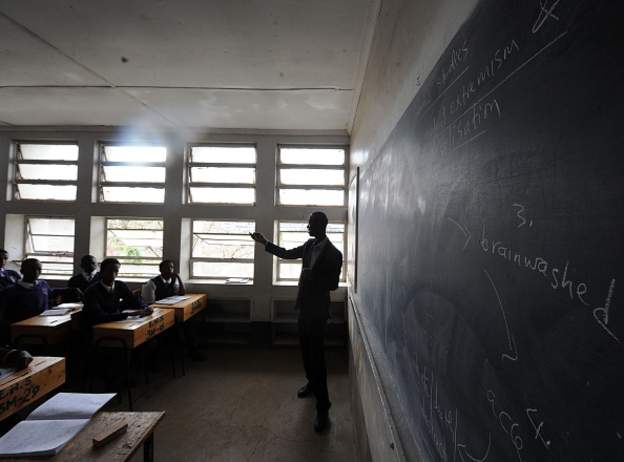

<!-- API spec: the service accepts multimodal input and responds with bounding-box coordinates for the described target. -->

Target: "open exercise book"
[41,303,83,316]
[0,392,115,458]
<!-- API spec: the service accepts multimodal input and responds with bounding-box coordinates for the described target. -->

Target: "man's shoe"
[297,383,313,398]
[314,411,329,433]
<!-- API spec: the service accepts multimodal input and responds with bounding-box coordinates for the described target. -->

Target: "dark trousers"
[298,316,330,412]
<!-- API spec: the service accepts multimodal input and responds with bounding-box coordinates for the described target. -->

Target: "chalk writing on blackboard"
[532,0,561,34]
[483,269,519,361]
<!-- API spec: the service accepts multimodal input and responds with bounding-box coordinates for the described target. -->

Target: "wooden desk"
[2,411,165,462]
[10,309,82,346]
[0,357,65,422]
[92,309,175,349]
[150,293,208,323]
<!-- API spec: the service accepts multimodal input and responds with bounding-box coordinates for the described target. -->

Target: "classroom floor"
[118,346,355,462]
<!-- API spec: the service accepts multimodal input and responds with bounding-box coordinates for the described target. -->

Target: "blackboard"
[356,0,624,460]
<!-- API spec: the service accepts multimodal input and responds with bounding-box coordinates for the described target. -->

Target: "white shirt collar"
[160,276,172,284]
[100,280,115,292]
[82,270,96,280]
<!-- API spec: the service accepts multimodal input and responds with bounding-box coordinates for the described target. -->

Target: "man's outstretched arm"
[249,232,305,260]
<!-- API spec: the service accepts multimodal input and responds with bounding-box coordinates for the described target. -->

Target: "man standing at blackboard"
[250,211,343,432]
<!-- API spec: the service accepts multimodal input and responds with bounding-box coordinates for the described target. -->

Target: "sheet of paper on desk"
[40,308,73,316]
[0,419,88,457]
[0,367,15,380]
[53,302,83,310]
[155,295,191,304]
[27,393,116,420]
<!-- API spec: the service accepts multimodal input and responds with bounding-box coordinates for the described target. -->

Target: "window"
[277,146,346,206]
[274,221,345,283]
[191,220,255,283]
[25,217,75,279]
[186,145,256,204]
[105,219,163,280]
[13,142,79,201]
[98,145,166,203]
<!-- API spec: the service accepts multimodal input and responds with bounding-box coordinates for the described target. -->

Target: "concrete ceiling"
[0,0,376,130]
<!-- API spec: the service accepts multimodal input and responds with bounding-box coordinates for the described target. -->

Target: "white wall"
[0,127,348,322]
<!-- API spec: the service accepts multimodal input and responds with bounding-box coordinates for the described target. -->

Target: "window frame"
[276,144,348,207]
[103,217,164,280]
[185,143,257,205]
[12,141,79,202]
[189,218,256,282]
[273,220,347,284]
[23,215,76,279]
[97,143,167,204]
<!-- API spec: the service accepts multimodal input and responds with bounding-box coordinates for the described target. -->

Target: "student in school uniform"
[140,260,185,304]
[67,254,100,292]
[83,258,152,326]
[250,211,343,433]
[1,258,78,323]
[141,260,205,360]
[0,249,20,290]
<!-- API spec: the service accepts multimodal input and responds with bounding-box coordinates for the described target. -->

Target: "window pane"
[115,262,161,279]
[29,236,74,253]
[19,144,78,161]
[279,189,344,206]
[280,168,344,186]
[191,146,256,164]
[192,261,254,279]
[280,147,345,165]
[102,187,164,203]
[17,184,77,201]
[106,220,163,260]
[192,221,255,260]
[189,187,255,204]
[18,164,78,181]
[279,262,302,280]
[104,146,166,163]
[28,217,75,235]
[190,167,255,184]
[102,165,165,183]
[193,221,254,234]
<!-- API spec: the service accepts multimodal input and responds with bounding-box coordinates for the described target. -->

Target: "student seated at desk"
[68,254,100,292]
[1,258,79,323]
[141,260,185,304]
[83,258,152,325]
[0,249,20,290]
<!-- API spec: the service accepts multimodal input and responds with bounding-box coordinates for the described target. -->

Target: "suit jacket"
[266,237,342,321]
[83,280,144,326]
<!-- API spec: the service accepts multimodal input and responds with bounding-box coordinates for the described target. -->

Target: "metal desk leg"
[144,432,154,462]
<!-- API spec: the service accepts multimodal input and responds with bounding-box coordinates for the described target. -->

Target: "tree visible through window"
[105,218,163,280]
[191,220,255,283]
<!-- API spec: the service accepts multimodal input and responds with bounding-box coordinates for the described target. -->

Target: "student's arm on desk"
[119,282,152,317]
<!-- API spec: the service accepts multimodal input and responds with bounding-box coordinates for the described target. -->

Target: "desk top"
[1,411,165,462]
[0,357,66,422]
[92,309,175,348]
[11,307,82,329]
[150,293,208,322]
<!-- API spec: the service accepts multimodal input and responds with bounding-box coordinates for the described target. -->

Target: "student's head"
[100,258,121,285]
[80,255,97,274]
[159,260,175,279]
[307,211,328,238]
[20,258,42,282]
[0,249,7,268]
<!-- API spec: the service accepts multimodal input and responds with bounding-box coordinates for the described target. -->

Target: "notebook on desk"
[0,392,115,457]
[154,295,191,305]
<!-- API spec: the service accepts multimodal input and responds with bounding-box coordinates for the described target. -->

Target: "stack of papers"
[0,392,115,457]
[154,295,191,305]
[41,308,73,316]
